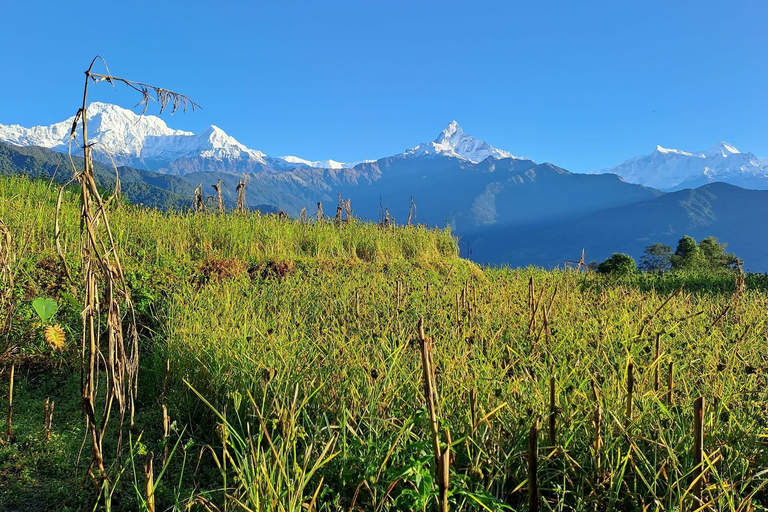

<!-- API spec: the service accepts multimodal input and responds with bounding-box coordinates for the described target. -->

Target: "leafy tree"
[597,253,636,276]
[671,235,742,271]
[698,236,742,269]
[672,235,701,270]
[639,243,673,272]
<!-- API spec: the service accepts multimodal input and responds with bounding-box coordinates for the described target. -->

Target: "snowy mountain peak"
[592,142,768,191]
[436,120,464,141]
[402,121,525,163]
[654,145,694,156]
[704,141,740,157]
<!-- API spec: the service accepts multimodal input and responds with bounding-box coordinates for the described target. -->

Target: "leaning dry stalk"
[417,318,450,512]
[408,196,417,225]
[316,201,324,222]
[69,56,195,479]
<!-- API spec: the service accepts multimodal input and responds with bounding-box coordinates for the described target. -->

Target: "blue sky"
[1,0,766,172]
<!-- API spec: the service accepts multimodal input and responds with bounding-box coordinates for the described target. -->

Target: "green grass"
[1,175,767,511]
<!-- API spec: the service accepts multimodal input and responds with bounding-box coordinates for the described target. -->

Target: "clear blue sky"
[1,0,766,171]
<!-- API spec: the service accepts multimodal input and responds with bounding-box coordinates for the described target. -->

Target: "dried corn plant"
[0,220,14,355]
[235,176,247,213]
[65,56,198,479]
[194,183,205,213]
[408,196,417,225]
[211,179,227,214]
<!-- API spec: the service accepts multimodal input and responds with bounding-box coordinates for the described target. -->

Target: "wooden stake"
[693,397,705,505]
[528,419,539,512]
[548,376,557,447]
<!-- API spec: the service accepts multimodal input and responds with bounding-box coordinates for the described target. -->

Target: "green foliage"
[31,297,58,324]
[671,234,742,271]
[639,242,673,272]
[597,252,636,275]
[2,174,768,511]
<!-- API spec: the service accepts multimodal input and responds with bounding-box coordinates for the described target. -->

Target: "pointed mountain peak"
[400,121,526,164]
[436,120,464,141]
[705,141,740,156]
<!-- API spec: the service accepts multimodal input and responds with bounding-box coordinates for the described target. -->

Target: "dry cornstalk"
[528,419,539,512]
[145,452,155,512]
[548,376,557,447]
[6,362,13,438]
[625,362,634,427]
[693,397,705,506]
[68,56,195,479]
[417,318,450,512]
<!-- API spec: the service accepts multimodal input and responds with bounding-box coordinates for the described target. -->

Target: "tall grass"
[1,175,767,511]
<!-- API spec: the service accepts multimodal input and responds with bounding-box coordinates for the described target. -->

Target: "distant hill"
[3,141,766,271]
[470,182,768,272]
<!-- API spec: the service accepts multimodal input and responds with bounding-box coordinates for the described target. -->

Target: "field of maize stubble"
[0,173,767,512]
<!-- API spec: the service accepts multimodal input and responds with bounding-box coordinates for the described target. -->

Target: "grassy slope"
[1,175,767,511]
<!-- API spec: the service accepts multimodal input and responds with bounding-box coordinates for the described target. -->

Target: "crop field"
[1,175,767,511]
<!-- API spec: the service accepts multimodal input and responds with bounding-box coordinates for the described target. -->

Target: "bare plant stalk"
[693,397,705,506]
[654,333,661,392]
[548,376,557,447]
[46,401,55,441]
[162,405,170,470]
[408,196,417,225]
[194,183,205,213]
[316,202,324,222]
[212,179,225,214]
[528,419,539,512]
[667,361,674,405]
[145,452,155,512]
[417,318,450,512]
[6,362,13,438]
[235,177,247,213]
[625,362,634,427]
[594,403,602,478]
[69,56,196,479]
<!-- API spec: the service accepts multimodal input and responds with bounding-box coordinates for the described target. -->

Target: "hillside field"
[0,175,767,511]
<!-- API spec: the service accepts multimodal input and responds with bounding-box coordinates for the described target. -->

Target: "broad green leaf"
[32,297,58,323]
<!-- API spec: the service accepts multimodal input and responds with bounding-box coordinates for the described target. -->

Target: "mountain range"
[1,103,767,271]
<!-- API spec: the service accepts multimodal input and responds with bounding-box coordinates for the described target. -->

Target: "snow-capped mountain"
[401,120,525,163]
[591,142,768,191]
[0,102,349,174]
[0,104,524,174]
